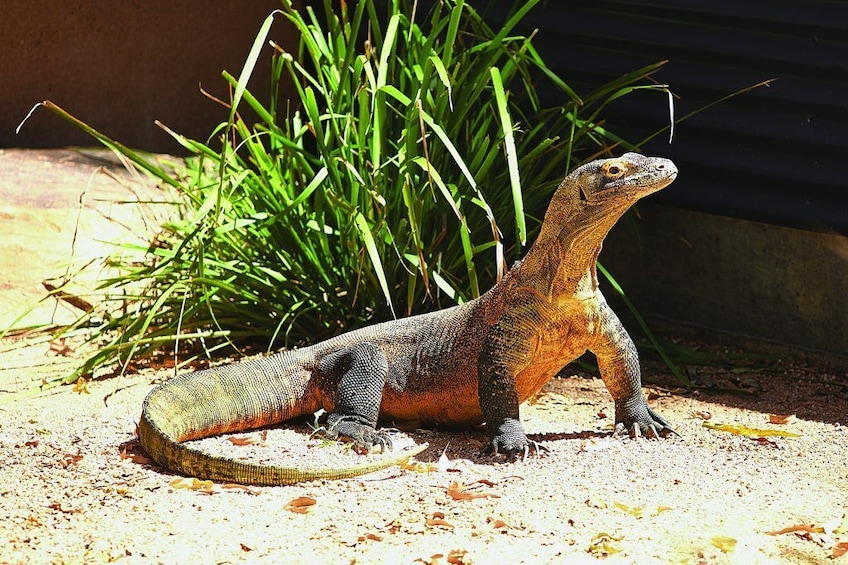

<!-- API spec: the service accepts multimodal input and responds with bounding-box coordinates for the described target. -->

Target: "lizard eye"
[603,162,626,179]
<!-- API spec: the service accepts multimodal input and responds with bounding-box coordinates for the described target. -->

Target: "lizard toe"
[481,431,548,459]
[482,418,534,457]
[373,431,394,452]
[310,425,336,440]
[615,403,676,440]
[321,414,389,452]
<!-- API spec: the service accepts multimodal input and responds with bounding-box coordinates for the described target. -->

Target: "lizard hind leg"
[315,342,393,452]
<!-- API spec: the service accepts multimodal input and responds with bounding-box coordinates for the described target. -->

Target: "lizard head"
[537,153,678,248]
[574,152,677,205]
[525,153,677,293]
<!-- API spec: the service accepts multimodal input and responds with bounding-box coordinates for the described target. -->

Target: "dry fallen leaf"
[766,523,824,536]
[340,531,386,548]
[169,478,216,494]
[588,532,623,557]
[486,515,518,531]
[400,457,438,473]
[768,413,797,425]
[51,341,77,357]
[119,447,153,465]
[689,410,712,420]
[753,436,782,448]
[446,549,469,564]
[614,501,645,519]
[833,541,848,558]
[703,421,801,438]
[221,484,262,495]
[61,452,83,468]
[446,481,500,501]
[644,387,670,400]
[426,511,454,529]
[284,496,316,514]
[227,434,264,446]
[72,377,90,395]
[711,535,737,553]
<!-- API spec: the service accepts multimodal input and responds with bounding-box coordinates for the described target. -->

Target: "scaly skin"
[138,152,678,485]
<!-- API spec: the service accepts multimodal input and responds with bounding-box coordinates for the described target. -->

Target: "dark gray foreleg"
[590,300,672,437]
[316,342,393,450]
[478,313,536,455]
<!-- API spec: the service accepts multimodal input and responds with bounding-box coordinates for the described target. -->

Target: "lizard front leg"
[316,343,393,451]
[477,312,538,456]
[590,300,673,437]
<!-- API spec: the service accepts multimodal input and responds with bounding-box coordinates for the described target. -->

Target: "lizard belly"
[378,372,483,428]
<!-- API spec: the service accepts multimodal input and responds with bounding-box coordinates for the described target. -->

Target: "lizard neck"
[513,198,630,301]
[496,152,677,304]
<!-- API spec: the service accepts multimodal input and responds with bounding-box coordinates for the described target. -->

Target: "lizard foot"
[314,415,394,453]
[480,439,549,460]
[480,418,548,459]
[613,405,678,439]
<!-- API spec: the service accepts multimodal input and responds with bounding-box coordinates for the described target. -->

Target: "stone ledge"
[603,203,848,363]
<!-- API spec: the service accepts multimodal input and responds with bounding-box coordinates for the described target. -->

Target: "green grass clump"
[38,0,671,381]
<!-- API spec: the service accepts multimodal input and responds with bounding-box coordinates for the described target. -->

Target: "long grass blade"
[490,67,526,247]
[353,211,396,318]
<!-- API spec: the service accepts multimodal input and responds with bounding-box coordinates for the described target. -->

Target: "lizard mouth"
[604,168,678,198]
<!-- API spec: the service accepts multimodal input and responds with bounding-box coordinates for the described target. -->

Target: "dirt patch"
[0,148,167,330]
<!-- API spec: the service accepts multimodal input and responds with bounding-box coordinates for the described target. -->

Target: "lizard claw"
[522,440,550,460]
[480,418,548,458]
[613,406,677,439]
[371,430,393,453]
[314,414,393,452]
[310,425,330,440]
[480,438,548,459]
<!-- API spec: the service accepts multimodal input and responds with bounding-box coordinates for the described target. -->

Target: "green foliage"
[41,0,670,380]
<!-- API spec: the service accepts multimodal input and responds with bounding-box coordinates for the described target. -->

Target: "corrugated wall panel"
[502,0,848,233]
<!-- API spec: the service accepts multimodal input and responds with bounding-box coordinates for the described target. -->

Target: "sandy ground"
[1,149,847,564]
[1,348,847,565]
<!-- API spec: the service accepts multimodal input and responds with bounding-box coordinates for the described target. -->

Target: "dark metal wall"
[510,0,848,233]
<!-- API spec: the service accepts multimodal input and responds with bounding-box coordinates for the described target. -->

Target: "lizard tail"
[137,351,426,486]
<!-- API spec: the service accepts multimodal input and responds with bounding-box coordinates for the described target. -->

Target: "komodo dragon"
[138,152,678,486]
